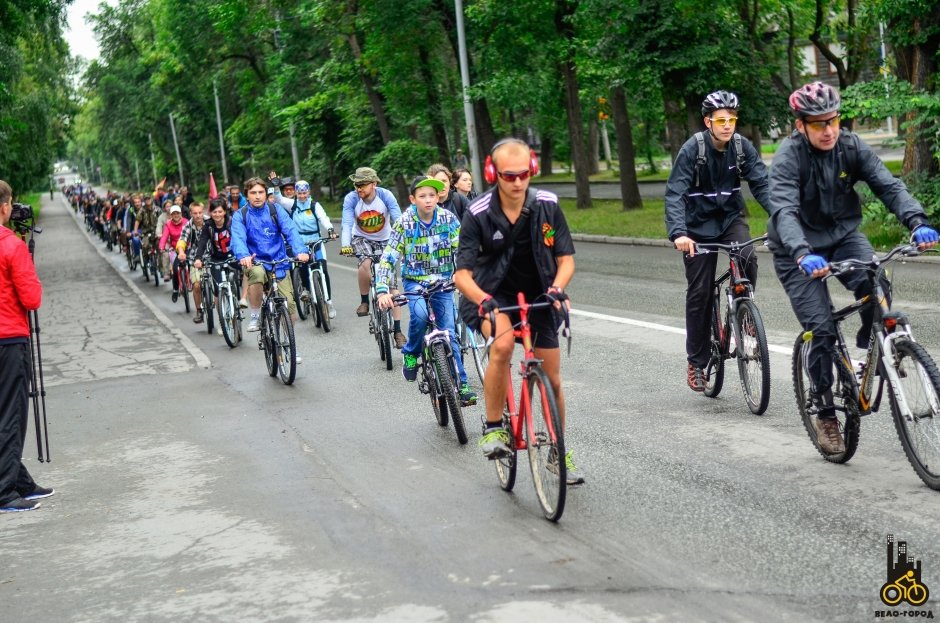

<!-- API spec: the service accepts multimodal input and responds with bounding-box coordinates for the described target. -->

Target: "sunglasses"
[354,182,374,189]
[710,116,738,127]
[804,115,841,131]
[497,170,531,182]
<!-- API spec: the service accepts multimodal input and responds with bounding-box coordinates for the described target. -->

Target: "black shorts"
[461,294,560,349]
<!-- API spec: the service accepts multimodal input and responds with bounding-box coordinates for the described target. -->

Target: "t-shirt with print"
[354,195,391,242]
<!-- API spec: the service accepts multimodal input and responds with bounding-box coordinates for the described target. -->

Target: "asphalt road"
[3,195,940,622]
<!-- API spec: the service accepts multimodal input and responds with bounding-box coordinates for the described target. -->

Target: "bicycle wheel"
[703,296,726,398]
[314,273,331,333]
[219,288,239,348]
[263,312,277,378]
[426,354,448,427]
[792,334,860,464]
[152,255,160,287]
[141,253,150,281]
[886,338,940,490]
[380,310,393,371]
[432,342,467,444]
[495,408,517,492]
[203,280,214,335]
[293,267,308,321]
[734,299,771,415]
[182,276,191,313]
[525,366,566,522]
[274,302,297,385]
[461,324,487,386]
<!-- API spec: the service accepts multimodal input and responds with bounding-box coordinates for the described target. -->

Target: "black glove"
[478,296,498,317]
[546,286,568,302]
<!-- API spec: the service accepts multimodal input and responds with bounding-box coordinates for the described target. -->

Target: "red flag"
[208,172,218,200]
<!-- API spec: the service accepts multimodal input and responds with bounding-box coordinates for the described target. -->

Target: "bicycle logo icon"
[881,535,930,607]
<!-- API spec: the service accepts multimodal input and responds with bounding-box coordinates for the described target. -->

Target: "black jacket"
[441,188,469,221]
[456,187,575,320]
[665,131,771,241]
[767,129,928,260]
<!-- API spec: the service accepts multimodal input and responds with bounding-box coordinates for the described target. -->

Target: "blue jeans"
[403,280,467,384]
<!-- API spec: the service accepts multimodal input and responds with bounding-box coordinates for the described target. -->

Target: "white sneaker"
[217,328,222,336]
[247,314,260,332]
[295,353,303,364]
[238,298,248,309]
[327,300,336,319]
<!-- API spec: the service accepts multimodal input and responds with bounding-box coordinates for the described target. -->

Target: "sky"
[65,0,110,61]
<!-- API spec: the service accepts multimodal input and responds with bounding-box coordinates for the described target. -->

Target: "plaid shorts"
[352,236,397,289]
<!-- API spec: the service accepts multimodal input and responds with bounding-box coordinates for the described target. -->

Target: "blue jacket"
[231,204,306,278]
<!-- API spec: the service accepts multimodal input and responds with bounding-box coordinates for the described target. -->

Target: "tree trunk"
[610,86,643,210]
[347,31,391,144]
[473,98,498,157]
[417,45,451,164]
[540,134,554,178]
[588,116,600,175]
[556,0,591,209]
[662,93,686,163]
[893,12,940,176]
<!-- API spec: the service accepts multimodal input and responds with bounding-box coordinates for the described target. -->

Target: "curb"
[57,196,212,369]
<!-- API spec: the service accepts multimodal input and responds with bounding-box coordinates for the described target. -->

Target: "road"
[3,195,939,622]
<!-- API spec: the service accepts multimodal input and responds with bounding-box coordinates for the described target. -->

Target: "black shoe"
[172,291,179,303]
[0,496,41,513]
[21,486,54,501]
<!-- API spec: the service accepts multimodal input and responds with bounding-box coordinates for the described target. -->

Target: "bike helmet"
[701,90,740,117]
[279,176,295,188]
[294,180,310,193]
[789,81,840,117]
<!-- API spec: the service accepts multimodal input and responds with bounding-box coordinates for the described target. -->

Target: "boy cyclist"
[376,176,477,405]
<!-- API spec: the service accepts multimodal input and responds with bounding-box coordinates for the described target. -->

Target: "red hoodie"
[0,226,42,341]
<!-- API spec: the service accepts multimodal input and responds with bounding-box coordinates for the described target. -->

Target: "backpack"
[239,203,279,229]
[791,129,861,190]
[693,131,746,188]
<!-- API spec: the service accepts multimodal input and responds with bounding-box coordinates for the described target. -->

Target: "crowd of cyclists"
[60,80,940,507]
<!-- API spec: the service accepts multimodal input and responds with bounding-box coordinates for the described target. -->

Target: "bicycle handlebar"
[483,292,573,356]
[694,234,768,254]
[388,280,456,307]
[826,243,928,278]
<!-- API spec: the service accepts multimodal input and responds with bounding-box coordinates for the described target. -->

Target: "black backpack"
[693,131,747,188]
[239,203,279,228]
[789,129,862,190]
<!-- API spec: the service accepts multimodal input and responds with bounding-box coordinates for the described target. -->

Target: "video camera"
[11,202,33,223]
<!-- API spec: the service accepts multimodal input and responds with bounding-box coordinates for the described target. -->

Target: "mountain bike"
[392,280,468,444]
[255,258,297,385]
[296,239,333,333]
[485,293,572,522]
[792,243,940,489]
[172,253,191,314]
[199,262,215,335]
[696,235,771,415]
[368,257,394,370]
[146,237,162,287]
[211,259,242,348]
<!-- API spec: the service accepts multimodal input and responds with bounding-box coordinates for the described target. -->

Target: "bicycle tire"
[314,273,331,333]
[293,267,308,321]
[526,366,566,522]
[182,276,191,313]
[263,312,278,377]
[734,299,771,415]
[153,255,160,287]
[203,279,214,335]
[141,253,149,281]
[792,334,860,464]
[886,338,940,490]
[380,310,393,371]
[432,342,467,444]
[274,302,297,385]
[426,352,448,427]
[461,324,487,386]
[495,408,517,491]
[219,288,239,348]
[703,296,725,398]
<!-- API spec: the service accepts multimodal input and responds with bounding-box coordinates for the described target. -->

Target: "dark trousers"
[772,232,886,396]
[685,219,757,368]
[0,343,36,504]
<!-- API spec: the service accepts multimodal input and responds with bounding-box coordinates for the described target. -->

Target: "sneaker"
[295,353,303,365]
[814,416,846,455]
[687,363,705,392]
[394,331,407,349]
[300,289,311,303]
[0,497,40,513]
[164,275,171,283]
[479,426,512,459]
[171,290,179,303]
[238,298,248,309]
[564,451,585,485]
[402,353,418,382]
[20,485,54,501]
[355,302,369,317]
[247,314,260,332]
[217,328,223,336]
[193,311,204,324]
[459,383,478,406]
[327,301,336,319]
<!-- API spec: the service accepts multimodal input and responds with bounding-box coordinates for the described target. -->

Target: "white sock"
[250,309,260,318]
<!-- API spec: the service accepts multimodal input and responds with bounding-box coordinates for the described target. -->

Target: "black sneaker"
[21,486,54,501]
[0,497,41,513]
[172,290,179,303]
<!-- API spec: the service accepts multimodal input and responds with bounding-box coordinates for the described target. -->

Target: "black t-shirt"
[496,214,541,302]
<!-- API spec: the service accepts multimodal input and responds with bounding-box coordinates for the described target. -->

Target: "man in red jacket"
[0,180,51,513]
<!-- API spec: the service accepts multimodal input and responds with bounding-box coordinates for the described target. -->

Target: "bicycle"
[695,235,771,415]
[144,235,162,287]
[455,293,487,386]
[391,280,469,444]
[124,232,139,272]
[296,239,333,333]
[254,258,297,385]
[485,292,572,522]
[210,259,243,348]
[791,243,940,489]
[881,570,929,606]
[171,252,192,314]
[368,256,394,371]
[198,262,215,335]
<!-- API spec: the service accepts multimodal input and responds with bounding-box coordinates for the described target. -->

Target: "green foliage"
[370,140,438,181]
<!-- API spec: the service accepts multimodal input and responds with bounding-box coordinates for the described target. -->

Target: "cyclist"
[768,81,938,455]
[287,180,337,318]
[194,198,237,281]
[176,202,207,323]
[376,176,478,405]
[159,204,189,302]
[453,168,476,200]
[135,196,159,269]
[454,138,582,485]
[339,167,405,348]
[426,163,469,220]
[231,177,310,350]
[665,90,773,392]
[155,199,173,281]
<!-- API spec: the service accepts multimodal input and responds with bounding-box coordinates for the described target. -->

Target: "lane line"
[332,262,793,355]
